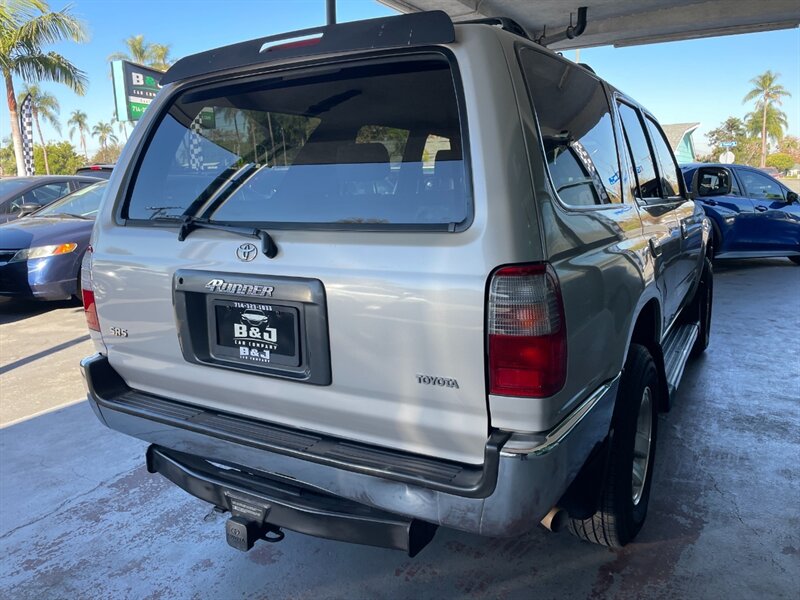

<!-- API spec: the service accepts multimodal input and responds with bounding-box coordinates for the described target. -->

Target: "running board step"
[662,322,699,401]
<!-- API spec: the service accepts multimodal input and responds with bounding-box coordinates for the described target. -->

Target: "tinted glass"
[27,182,69,204]
[519,49,621,206]
[36,182,107,218]
[739,170,785,201]
[0,179,31,196]
[617,103,659,199]
[125,56,469,227]
[644,117,682,197]
[75,168,113,180]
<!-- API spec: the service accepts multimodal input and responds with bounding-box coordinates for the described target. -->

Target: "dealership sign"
[111,60,163,121]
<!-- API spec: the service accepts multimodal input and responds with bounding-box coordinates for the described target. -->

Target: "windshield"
[0,179,33,196]
[35,181,108,218]
[124,55,470,229]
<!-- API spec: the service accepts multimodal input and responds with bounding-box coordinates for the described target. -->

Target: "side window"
[617,102,659,200]
[30,182,69,204]
[7,192,27,213]
[644,116,682,198]
[519,48,622,206]
[739,170,786,201]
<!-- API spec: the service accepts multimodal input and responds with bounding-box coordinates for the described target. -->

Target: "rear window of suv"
[124,55,471,229]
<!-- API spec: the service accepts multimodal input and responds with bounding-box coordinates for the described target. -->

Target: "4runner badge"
[236,243,258,262]
[205,279,274,297]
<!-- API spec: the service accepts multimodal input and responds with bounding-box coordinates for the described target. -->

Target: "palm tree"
[149,43,174,71]
[68,109,89,159]
[108,36,173,71]
[1,0,88,175]
[744,104,788,147]
[742,70,792,167]
[108,34,151,64]
[18,83,60,174]
[92,121,118,152]
[111,113,128,142]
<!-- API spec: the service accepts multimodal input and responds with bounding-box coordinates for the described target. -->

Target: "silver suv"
[81,11,712,556]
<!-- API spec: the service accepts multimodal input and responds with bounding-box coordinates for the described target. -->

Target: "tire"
[690,257,713,358]
[73,268,83,303]
[789,256,800,266]
[567,344,659,547]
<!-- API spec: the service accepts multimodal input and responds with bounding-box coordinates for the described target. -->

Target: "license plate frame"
[209,299,301,368]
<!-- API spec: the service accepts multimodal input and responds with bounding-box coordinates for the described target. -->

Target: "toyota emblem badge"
[236,243,258,262]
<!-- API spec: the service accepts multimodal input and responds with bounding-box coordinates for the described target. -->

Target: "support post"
[327,0,336,25]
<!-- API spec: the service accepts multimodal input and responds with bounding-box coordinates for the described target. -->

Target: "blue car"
[681,163,800,264]
[0,181,107,301]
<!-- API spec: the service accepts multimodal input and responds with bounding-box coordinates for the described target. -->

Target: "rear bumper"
[147,445,438,556]
[82,353,618,538]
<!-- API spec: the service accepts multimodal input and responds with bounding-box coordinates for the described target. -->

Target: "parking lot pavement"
[0,298,94,426]
[1,259,799,599]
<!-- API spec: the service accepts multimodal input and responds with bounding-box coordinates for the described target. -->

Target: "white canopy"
[377,0,800,49]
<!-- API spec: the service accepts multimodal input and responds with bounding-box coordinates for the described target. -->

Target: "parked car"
[681,163,800,264]
[75,164,115,180]
[0,175,101,224]
[0,181,107,300]
[80,12,712,557]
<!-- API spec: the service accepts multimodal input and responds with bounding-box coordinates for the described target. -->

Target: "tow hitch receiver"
[226,516,261,552]
[225,516,284,551]
[223,492,285,552]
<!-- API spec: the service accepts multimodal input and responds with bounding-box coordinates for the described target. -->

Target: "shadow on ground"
[0,297,81,325]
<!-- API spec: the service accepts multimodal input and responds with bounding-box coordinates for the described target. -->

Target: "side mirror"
[691,166,733,199]
[17,202,42,217]
[787,191,799,204]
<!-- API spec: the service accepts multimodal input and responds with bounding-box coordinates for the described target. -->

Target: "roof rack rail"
[161,11,455,86]
[459,17,531,40]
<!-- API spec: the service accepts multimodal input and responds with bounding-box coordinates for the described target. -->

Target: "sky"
[2,0,798,157]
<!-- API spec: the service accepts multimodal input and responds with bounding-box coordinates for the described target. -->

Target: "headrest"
[336,142,390,165]
[435,149,461,164]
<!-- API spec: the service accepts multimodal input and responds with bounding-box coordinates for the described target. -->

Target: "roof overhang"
[376,0,800,49]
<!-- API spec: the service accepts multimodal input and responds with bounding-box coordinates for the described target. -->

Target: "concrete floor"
[1,258,799,599]
[0,298,93,425]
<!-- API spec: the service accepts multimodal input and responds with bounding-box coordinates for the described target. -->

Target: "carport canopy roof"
[376,0,800,49]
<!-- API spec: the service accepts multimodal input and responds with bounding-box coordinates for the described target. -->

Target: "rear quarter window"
[124,54,471,230]
[518,47,622,207]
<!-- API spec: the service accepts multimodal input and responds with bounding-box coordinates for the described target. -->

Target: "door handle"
[680,220,689,239]
[648,238,663,257]
[704,199,718,206]
[755,205,768,212]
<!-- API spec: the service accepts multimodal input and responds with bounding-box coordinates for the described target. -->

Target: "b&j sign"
[111,60,163,122]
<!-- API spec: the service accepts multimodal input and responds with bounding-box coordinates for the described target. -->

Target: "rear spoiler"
[161,10,455,85]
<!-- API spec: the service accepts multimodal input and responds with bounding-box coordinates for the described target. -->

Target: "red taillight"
[81,246,100,332]
[82,288,100,331]
[488,263,567,397]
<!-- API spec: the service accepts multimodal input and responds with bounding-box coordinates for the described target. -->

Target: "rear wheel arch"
[706,215,723,258]
[627,299,669,413]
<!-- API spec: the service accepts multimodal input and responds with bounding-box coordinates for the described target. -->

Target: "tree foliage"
[778,135,800,164]
[742,70,792,167]
[765,152,794,173]
[0,139,82,175]
[92,121,118,151]
[67,109,89,159]
[90,143,122,165]
[109,35,174,71]
[1,0,88,174]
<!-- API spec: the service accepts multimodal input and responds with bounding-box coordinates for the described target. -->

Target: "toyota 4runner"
[81,11,713,556]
